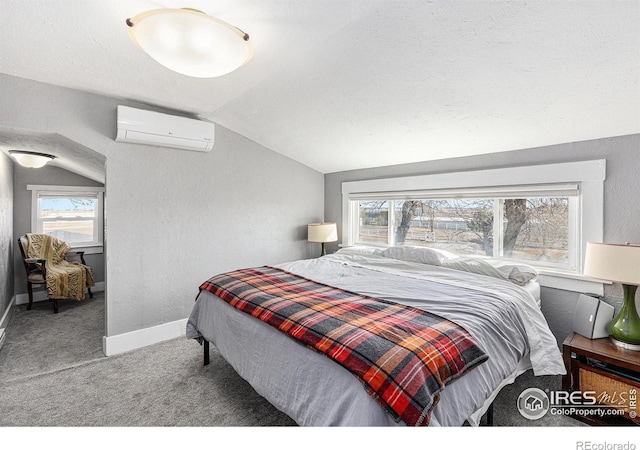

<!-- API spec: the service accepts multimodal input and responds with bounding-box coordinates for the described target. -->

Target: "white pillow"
[440,256,538,285]
[483,259,539,285]
[381,245,456,266]
[335,246,384,256]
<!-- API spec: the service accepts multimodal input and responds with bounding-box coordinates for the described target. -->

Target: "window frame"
[352,188,578,271]
[342,160,606,294]
[28,184,105,254]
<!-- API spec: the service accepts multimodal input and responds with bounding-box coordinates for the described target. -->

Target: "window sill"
[537,269,609,295]
[69,245,103,255]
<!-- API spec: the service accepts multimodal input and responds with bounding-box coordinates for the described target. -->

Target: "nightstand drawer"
[578,365,640,422]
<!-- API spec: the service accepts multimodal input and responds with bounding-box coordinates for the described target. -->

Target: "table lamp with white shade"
[583,242,640,350]
[308,222,338,256]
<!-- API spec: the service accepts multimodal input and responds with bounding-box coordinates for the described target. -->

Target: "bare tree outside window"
[461,200,494,256]
[358,196,570,265]
[394,200,422,245]
[503,199,527,256]
[506,197,569,263]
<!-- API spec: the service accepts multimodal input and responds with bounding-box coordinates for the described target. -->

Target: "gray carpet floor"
[0,293,295,427]
[0,292,585,429]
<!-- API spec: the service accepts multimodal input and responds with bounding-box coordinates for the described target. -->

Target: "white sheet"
[186,253,564,426]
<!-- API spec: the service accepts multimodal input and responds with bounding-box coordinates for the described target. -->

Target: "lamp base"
[610,336,640,351]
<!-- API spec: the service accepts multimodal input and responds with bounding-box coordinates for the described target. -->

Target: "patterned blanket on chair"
[27,233,95,301]
[199,266,489,426]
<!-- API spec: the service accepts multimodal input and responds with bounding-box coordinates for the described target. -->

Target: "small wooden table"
[562,332,640,426]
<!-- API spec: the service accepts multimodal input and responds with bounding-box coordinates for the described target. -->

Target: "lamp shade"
[584,242,640,285]
[308,223,338,243]
[126,8,253,78]
[8,150,55,168]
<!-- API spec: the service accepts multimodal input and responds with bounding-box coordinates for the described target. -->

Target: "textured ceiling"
[1,0,639,176]
[0,127,106,183]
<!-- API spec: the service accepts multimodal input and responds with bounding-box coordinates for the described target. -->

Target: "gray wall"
[0,74,324,337]
[0,152,14,327]
[12,164,105,297]
[324,134,640,346]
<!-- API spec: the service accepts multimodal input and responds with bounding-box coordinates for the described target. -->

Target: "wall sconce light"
[308,222,338,257]
[126,8,253,78]
[9,150,56,168]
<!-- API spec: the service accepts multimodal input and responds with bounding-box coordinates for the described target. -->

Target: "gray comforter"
[186,252,565,426]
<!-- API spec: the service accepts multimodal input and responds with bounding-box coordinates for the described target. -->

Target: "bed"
[186,245,565,426]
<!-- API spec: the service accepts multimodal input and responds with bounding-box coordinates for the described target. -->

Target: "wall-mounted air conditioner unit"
[115,105,215,152]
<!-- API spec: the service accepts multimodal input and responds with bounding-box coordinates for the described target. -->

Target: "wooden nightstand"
[562,332,640,426]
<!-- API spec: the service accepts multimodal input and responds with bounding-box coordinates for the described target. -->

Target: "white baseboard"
[7,283,184,358]
[103,317,187,356]
[0,296,15,330]
[15,281,105,305]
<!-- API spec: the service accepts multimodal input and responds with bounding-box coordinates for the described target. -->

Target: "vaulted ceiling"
[1,0,638,176]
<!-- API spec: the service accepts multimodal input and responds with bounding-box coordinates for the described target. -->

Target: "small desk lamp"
[308,222,338,256]
[584,242,640,350]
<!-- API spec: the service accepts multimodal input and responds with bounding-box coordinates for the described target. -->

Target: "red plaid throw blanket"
[199,266,488,426]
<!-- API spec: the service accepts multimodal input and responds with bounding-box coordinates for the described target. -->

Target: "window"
[28,185,104,253]
[353,185,577,271]
[342,160,606,294]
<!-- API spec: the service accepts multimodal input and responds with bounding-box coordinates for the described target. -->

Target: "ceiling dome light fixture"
[126,8,253,78]
[9,150,56,168]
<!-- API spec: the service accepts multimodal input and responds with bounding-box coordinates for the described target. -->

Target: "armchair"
[18,234,94,314]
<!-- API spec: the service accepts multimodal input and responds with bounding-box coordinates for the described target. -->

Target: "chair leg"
[52,299,58,314]
[88,287,93,298]
[27,284,34,310]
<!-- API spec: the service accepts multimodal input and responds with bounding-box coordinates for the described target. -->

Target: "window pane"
[501,197,569,264]
[357,200,389,245]
[394,199,494,256]
[39,197,96,244]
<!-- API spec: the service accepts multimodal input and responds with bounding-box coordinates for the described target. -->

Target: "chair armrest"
[24,257,47,277]
[25,258,46,264]
[66,250,87,265]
